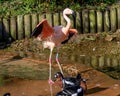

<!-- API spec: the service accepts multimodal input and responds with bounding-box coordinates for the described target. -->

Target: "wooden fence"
[76,55,120,68]
[0,7,120,41]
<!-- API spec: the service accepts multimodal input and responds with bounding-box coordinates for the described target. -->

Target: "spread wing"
[61,29,77,44]
[31,19,54,40]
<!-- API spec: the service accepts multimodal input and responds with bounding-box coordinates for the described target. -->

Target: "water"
[0,57,67,86]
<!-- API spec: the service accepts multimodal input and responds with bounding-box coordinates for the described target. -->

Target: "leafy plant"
[0,0,119,17]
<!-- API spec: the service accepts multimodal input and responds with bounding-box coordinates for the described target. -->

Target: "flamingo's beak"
[72,11,76,18]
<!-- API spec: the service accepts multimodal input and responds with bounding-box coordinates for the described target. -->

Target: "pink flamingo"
[32,8,77,95]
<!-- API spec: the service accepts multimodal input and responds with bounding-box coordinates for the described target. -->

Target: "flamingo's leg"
[56,49,64,75]
[48,48,54,96]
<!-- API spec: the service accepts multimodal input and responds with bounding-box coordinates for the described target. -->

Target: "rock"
[105,35,113,41]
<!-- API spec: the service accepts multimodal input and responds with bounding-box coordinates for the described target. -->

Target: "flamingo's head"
[63,8,75,15]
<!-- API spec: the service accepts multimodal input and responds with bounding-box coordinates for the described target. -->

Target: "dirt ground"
[0,53,120,96]
[1,31,120,96]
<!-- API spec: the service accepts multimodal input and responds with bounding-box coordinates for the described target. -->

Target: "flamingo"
[32,8,77,95]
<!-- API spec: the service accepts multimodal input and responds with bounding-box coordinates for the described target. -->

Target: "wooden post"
[89,10,96,33]
[104,9,110,32]
[46,13,53,26]
[98,56,104,68]
[117,7,120,29]
[38,13,45,22]
[84,56,91,66]
[82,10,89,33]
[106,57,111,67]
[70,14,75,28]
[70,54,76,62]
[110,8,117,32]
[112,58,118,67]
[3,17,10,40]
[53,12,60,26]
[38,13,42,22]
[10,16,17,40]
[31,14,38,31]
[17,15,24,40]
[0,18,3,40]
[24,14,31,38]
[96,10,103,32]
[91,56,98,68]
[76,12,82,34]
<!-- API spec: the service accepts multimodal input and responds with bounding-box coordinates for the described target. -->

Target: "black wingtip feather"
[61,32,75,44]
[31,23,43,38]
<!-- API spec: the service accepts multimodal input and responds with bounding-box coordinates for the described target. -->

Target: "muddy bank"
[0,56,120,96]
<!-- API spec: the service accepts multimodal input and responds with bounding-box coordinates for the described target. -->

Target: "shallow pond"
[0,57,71,86]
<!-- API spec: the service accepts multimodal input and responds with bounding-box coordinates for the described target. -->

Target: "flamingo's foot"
[48,79,54,85]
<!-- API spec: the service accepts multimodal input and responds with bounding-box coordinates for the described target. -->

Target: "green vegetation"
[0,0,119,17]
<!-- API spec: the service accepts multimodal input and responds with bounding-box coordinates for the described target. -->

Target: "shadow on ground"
[86,87,108,95]
[0,55,23,65]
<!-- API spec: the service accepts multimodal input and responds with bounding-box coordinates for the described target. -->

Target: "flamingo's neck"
[63,13,71,31]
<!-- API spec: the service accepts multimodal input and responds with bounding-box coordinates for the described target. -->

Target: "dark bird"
[3,93,11,96]
[54,72,87,96]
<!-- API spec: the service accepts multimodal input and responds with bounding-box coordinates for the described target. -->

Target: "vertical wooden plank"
[106,57,111,67]
[84,56,91,66]
[53,12,59,26]
[89,10,96,33]
[73,12,77,29]
[58,12,61,25]
[104,9,110,32]
[70,54,76,62]
[24,14,31,38]
[110,8,117,32]
[17,15,24,40]
[0,18,3,40]
[70,14,75,28]
[38,13,45,22]
[31,14,38,31]
[98,56,104,68]
[117,7,120,29]
[76,12,82,34]
[96,10,103,32]
[46,13,53,26]
[3,18,10,40]
[82,10,89,33]
[112,58,118,67]
[10,16,17,40]
[118,54,120,66]
[91,56,98,68]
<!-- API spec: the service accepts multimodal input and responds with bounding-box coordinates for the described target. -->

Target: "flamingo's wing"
[31,19,54,40]
[61,29,77,44]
